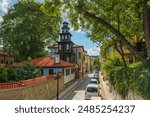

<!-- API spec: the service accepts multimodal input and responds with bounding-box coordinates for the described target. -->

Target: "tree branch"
[82,11,148,66]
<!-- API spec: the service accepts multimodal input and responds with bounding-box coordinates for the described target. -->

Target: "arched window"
[65,35,68,39]
[62,35,64,40]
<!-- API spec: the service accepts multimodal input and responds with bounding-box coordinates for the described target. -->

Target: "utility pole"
[55,72,60,100]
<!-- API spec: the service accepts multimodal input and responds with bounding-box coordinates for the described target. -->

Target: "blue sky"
[0,0,100,56]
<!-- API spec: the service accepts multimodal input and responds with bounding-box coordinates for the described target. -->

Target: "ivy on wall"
[102,58,150,99]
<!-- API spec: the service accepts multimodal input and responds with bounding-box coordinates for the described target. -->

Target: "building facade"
[103,36,147,64]
[58,22,75,63]
[49,22,91,78]
[13,56,76,84]
[0,50,14,65]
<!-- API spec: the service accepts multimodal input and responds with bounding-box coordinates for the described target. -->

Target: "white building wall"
[64,67,75,84]
[64,73,75,84]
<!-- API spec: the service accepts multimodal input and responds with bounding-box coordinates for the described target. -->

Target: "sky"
[0,0,100,56]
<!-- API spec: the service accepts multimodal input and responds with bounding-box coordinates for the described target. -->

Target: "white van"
[85,84,100,100]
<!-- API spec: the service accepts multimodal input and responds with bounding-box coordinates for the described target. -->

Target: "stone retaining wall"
[0,76,64,100]
[109,84,143,100]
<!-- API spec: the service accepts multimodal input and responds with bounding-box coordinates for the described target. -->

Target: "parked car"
[90,78,100,89]
[91,96,102,100]
[94,73,99,78]
[95,69,99,74]
[93,75,100,83]
[85,84,100,100]
[90,79,98,85]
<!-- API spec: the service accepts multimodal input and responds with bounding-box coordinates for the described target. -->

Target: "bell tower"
[58,22,75,63]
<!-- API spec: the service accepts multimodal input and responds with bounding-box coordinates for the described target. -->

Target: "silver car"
[85,84,100,100]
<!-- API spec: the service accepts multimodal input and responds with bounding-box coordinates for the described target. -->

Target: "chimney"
[55,54,60,64]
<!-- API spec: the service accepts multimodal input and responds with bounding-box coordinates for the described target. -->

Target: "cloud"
[86,47,100,56]
[0,0,9,13]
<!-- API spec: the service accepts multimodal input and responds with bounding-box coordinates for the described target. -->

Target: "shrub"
[101,56,123,76]
[103,59,150,99]
[7,68,18,81]
[0,65,8,83]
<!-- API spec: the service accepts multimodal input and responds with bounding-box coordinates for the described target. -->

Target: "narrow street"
[60,73,92,100]
[59,71,114,100]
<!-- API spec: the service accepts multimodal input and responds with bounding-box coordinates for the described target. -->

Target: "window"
[66,69,70,76]
[1,60,4,63]
[68,35,70,40]
[6,61,8,64]
[66,57,70,62]
[49,69,53,75]
[65,35,68,39]
[71,68,74,74]
[59,45,62,50]
[66,44,69,50]
[41,69,44,75]
[62,35,64,40]
[78,52,81,59]
[87,87,98,93]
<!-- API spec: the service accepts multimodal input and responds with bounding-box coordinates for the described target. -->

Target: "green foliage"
[100,39,115,59]
[0,65,8,83]
[7,68,18,81]
[0,0,62,61]
[0,64,42,83]
[63,0,150,66]
[93,56,100,69]
[104,61,150,99]
[64,0,142,44]
[13,64,41,80]
[102,56,123,76]
[108,67,131,98]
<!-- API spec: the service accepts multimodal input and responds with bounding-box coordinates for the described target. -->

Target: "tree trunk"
[83,11,148,66]
[114,42,127,67]
[119,40,127,67]
[143,0,150,55]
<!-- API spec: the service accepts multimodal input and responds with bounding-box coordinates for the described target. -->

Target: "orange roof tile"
[13,56,76,68]
[0,50,7,56]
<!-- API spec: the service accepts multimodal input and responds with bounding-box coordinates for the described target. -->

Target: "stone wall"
[109,85,143,100]
[0,76,64,100]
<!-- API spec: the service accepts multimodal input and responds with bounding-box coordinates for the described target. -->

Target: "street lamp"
[55,72,61,100]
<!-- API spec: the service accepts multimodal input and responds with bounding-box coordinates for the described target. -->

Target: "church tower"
[58,22,75,63]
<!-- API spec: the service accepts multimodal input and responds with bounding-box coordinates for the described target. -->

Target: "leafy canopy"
[64,0,142,43]
[0,0,62,61]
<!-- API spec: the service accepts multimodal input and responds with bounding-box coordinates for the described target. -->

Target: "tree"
[0,0,62,61]
[64,0,150,66]
[0,65,8,83]
[93,56,100,69]
[142,0,150,56]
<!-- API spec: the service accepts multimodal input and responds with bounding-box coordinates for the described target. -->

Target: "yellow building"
[107,45,136,64]
[85,54,91,73]
[106,36,147,64]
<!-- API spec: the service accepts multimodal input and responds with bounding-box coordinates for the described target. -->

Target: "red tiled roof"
[0,50,7,56]
[13,56,76,68]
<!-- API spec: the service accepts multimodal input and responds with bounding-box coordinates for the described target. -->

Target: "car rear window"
[90,81,97,84]
[87,87,98,93]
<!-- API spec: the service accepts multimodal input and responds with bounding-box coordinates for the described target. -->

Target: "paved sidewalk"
[52,79,79,100]
[100,72,114,100]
